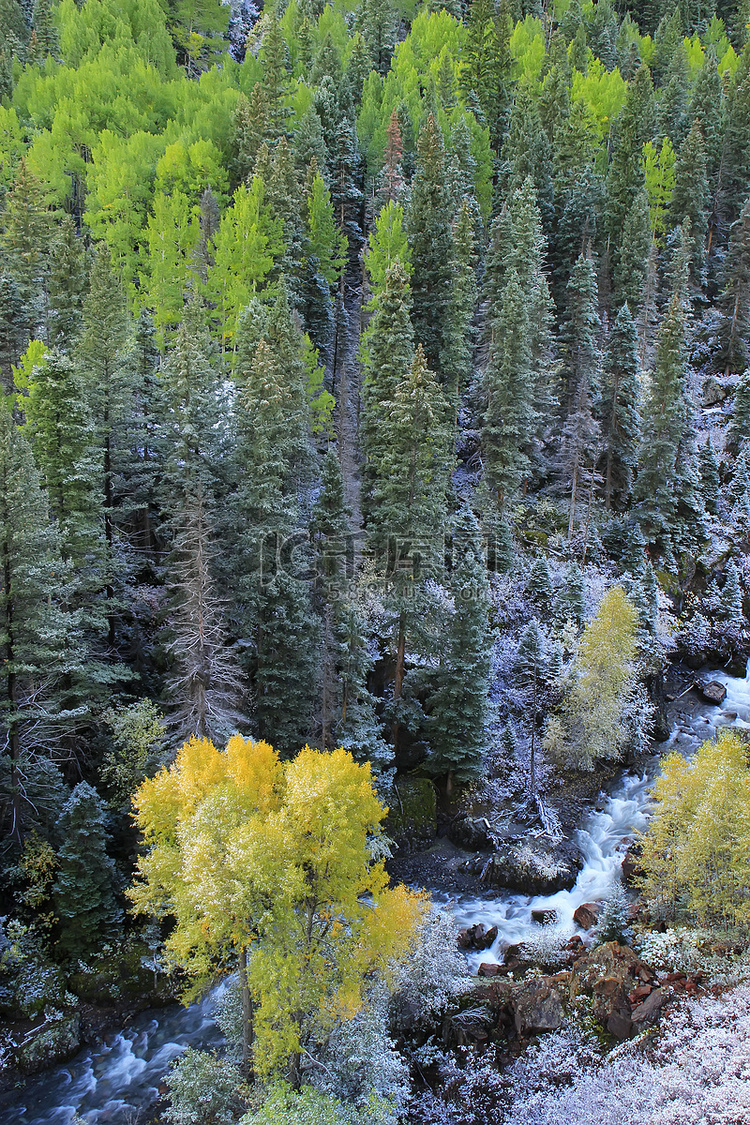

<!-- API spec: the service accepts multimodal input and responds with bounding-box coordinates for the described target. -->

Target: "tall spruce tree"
[0,407,73,846]
[560,254,602,538]
[635,294,700,557]
[671,118,709,287]
[601,303,640,510]
[78,246,129,646]
[426,506,490,787]
[408,115,455,381]
[361,260,415,522]
[47,216,88,352]
[52,782,120,957]
[366,345,453,750]
[718,198,750,375]
[481,267,535,507]
[159,302,241,742]
[229,298,318,755]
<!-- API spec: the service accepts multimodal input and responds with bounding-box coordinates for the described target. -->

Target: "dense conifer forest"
[4,0,750,1119]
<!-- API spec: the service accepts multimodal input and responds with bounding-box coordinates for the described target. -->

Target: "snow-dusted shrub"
[595,880,632,946]
[519,925,573,971]
[308,986,408,1121]
[391,907,472,1028]
[636,927,750,986]
[407,1048,511,1125]
[212,977,244,1064]
[164,1048,246,1125]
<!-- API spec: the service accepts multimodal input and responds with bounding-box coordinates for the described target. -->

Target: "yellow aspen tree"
[128,737,426,1083]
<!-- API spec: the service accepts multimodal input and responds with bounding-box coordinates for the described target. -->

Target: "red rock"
[573,902,601,929]
[628,984,652,1003]
[477,962,500,977]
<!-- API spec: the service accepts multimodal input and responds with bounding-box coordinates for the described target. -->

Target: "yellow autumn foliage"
[128,736,427,1079]
[638,729,750,929]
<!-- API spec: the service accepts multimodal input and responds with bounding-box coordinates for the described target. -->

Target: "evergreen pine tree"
[481,267,535,506]
[560,254,602,538]
[52,782,120,957]
[718,198,750,375]
[0,407,73,846]
[229,298,318,755]
[671,118,709,286]
[721,558,745,626]
[229,87,269,189]
[635,295,698,557]
[616,188,652,312]
[1,159,52,324]
[19,349,103,573]
[357,0,397,75]
[426,506,490,786]
[699,437,721,515]
[606,65,656,275]
[526,556,553,609]
[601,302,640,510]
[0,275,24,391]
[259,15,291,140]
[159,303,242,742]
[47,216,88,352]
[361,260,415,521]
[408,115,455,380]
[366,345,453,749]
[30,0,57,58]
[459,0,512,150]
[556,561,586,625]
[514,617,547,794]
[329,116,364,269]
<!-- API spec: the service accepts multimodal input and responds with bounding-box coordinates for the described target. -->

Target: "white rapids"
[2,665,749,1123]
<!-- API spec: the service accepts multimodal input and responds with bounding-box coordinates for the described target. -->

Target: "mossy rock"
[16,1013,81,1073]
[14,961,67,1018]
[386,777,437,850]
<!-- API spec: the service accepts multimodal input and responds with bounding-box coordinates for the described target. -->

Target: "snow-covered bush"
[164,1048,246,1125]
[519,925,573,970]
[636,927,750,986]
[391,907,472,1028]
[308,986,408,1121]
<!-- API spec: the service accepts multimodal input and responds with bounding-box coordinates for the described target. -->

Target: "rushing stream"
[3,664,750,1124]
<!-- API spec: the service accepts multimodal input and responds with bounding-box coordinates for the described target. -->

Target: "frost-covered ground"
[410,985,750,1124]
[506,985,750,1125]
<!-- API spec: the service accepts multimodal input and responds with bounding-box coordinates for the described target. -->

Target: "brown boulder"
[606,1012,633,1040]
[697,679,727,705]
[570,941,648,1037]
[514,978,564,1036]
[631,986,668,1027]
[573,902,600,929]
[477,962,500,977]
[458,923,498,951]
